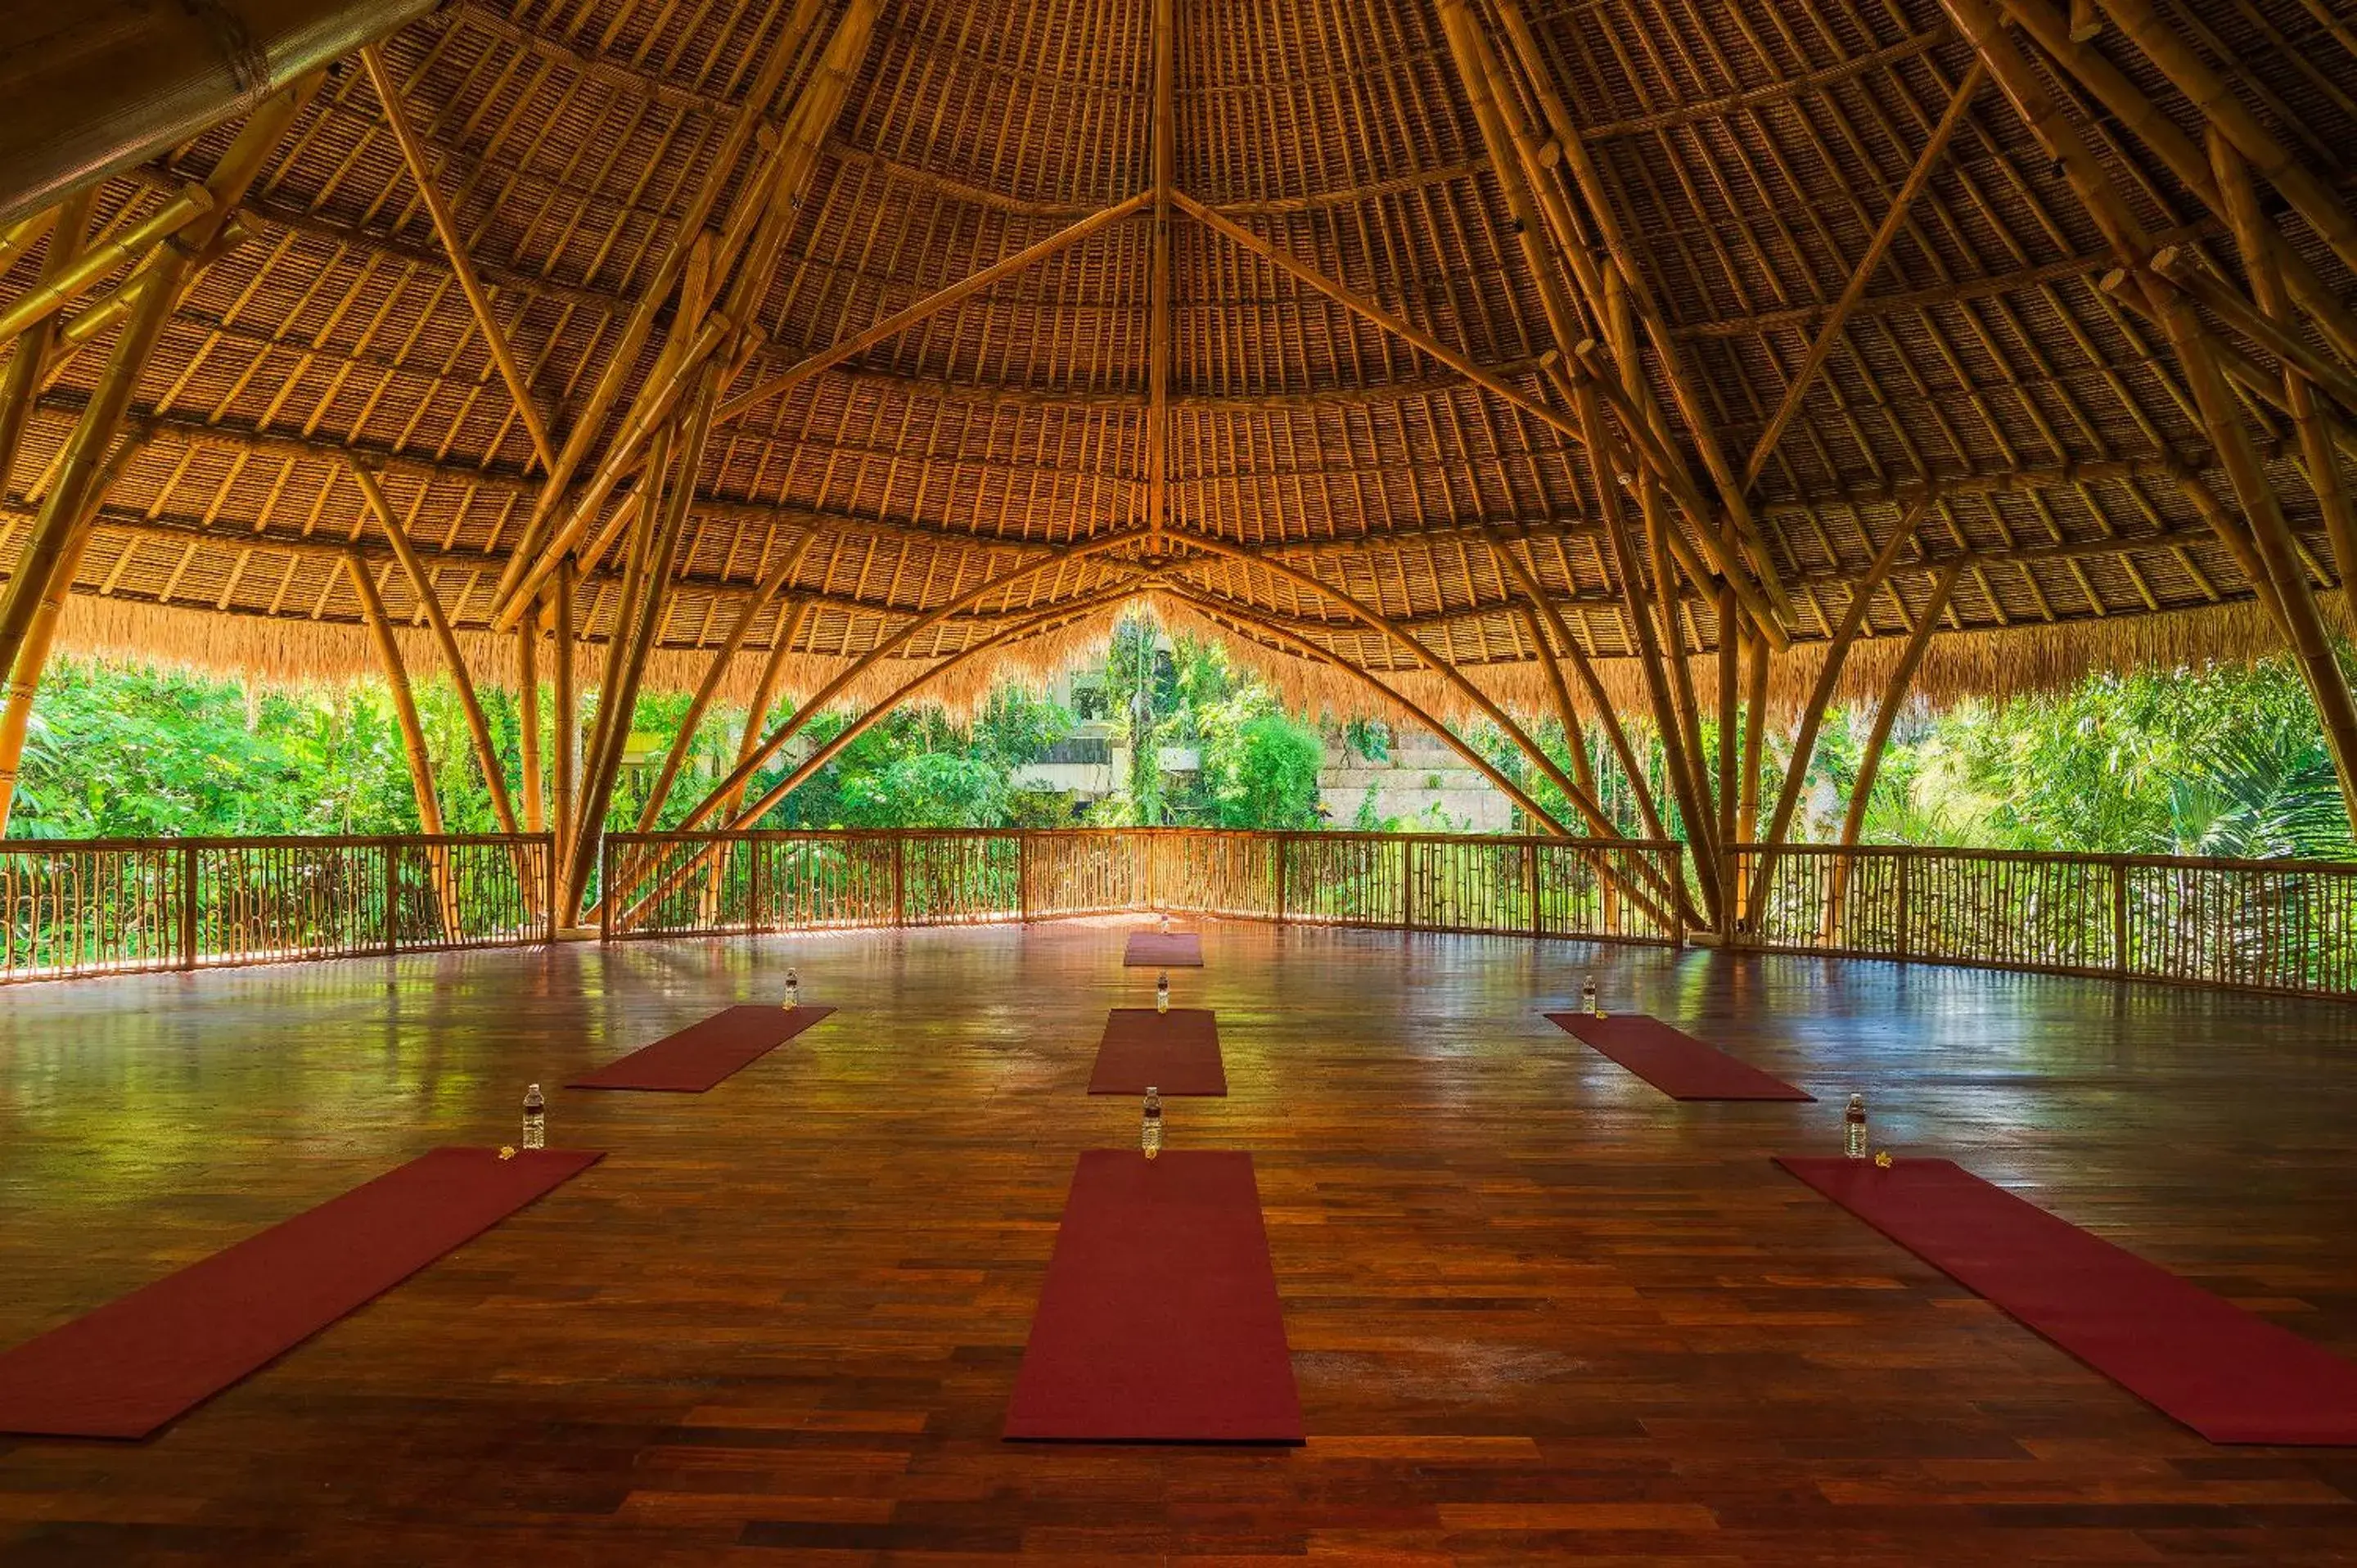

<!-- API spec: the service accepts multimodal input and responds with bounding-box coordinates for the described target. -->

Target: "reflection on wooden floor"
[2,918,2355,1562]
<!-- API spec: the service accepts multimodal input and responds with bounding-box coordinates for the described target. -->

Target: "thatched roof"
[8,0,2357,724]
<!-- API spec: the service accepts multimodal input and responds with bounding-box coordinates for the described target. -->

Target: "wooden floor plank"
[2,918,2355,1562]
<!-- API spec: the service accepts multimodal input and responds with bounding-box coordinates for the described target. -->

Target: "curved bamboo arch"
[603,579,1150,926]
[1165,534,1629,843]
[1160,585,1679,930]
[669,530,1151,833]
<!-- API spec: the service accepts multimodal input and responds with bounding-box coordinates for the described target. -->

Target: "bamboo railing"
[0,834,553,984]
[601,828,1688,947]
[1728,843,2357,998]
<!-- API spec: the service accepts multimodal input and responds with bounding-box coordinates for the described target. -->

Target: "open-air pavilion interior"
[7,0,2357,1558]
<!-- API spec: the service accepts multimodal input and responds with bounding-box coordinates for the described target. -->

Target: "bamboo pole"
[490,0,882,628]
[1747,507,1925,921]
[2093,0,2357,278]
[669,531,1148,834]
[0,191,93,510]
[1716,584,1737,853]
[1170,533,1635,847]
[2208,132,2357,587]
[1146,0,1174,548]
[1941,0,2357,824]
[1481,0,1795,623]
[486,0,826,601]
[347,551,457,938]
[1643,477,1723,916]
[1823,559,1965,938]
[1491,539,1668,838]
[0,185,214,349]
[0,81,313,696]
[517,609,543,836]
[1742,62,1985,488]
[606,584,1149,926]
[360,46,557,474]
[633,531,818,831]
[550,561,577,881]
[0,433,143,833]
[349,462,519,835]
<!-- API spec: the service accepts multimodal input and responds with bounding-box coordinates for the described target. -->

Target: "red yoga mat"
[1548,1012,1813,1101]
[1088,1008,1226,1096]
[1123,931,1202,967]
[1006,1150,1300,1443]
[0,1147,600,1440]
[1779,1156,2357,1444]
[569,1004,834,1092]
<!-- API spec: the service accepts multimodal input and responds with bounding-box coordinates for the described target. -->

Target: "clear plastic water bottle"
[1581,975,1601,1017]
[1141,1087,1163,1160]
[522,1084,546,1151]
[1844,1094,1868,1160]
[1160,912,1171,935]
[783,969,800,1009]
[1155,971,1170,1014]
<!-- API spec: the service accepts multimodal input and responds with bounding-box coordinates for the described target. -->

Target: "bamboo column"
[1822,559,1965,939]
[2208,133,2357,584]
[517,612,543,836]
[350,463,519,835]
[633,532,817,831]
[347,552,457,939]
[1942,0,2357,826]
[550,562,578,887]
[1747,509,1924,921]
[1145,0,1174,549]
[0,435,143,833]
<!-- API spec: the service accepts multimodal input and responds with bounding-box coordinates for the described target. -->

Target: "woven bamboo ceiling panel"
[6,0,2357,698]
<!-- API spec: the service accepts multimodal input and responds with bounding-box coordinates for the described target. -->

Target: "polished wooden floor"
[3,921,2357,1564]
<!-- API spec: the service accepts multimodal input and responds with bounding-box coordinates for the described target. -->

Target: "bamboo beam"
[1482,0,1796,622]
[359,45,557,475]
[0,0,436,228]
[1746,506,1924,921]
[605,583,1147,926]
[0,79,312,704]
[1742,62,1985,489]
[2148,247,2357,417]
[0,192,94,515]
[2208,133,2357,584]
[0,433,142,834]
[1175,191,1592,453]
[1147,0,1174,547]
[669,530,1151,835]
[2094,0,2357,279]
[487,0,871,625]
[0,185,213,349]
[710,190,1154,431]
[349,462,520,836]
[633,531,818,831]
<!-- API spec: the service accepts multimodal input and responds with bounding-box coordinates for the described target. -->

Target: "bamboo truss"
[2,0,2357,935]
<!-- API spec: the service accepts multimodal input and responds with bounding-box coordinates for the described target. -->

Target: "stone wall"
[1318,723,1515,832]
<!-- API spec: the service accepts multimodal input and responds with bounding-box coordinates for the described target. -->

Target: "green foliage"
[1205,712,1323,829]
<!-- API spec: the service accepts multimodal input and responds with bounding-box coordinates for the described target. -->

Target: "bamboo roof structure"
[7,0,2357,732]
